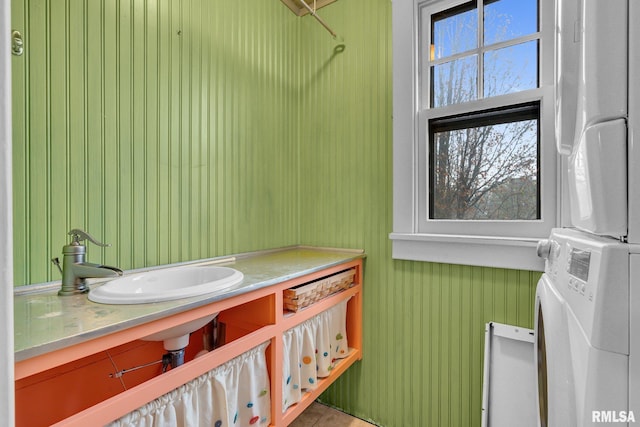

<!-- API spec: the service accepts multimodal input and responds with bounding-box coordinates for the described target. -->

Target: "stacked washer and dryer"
[535,0,640,426]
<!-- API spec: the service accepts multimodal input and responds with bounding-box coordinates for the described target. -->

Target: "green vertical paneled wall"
[295,2,541,427]
[12,0,541,425]
[12,0,300,285]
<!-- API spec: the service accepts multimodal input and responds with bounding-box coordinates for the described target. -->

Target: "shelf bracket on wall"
[280,0,339,39]
[299,0,337,38]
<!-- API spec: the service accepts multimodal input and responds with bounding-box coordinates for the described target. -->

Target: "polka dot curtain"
[109,341,271,427]
[282,299,350,413]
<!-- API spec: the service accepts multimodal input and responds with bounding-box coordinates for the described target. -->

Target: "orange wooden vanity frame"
[15,259,363,427]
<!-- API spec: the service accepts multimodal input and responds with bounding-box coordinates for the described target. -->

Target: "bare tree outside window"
[429,0,539,221]
[432,117,538,220]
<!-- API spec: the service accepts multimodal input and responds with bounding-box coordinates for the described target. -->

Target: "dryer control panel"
[567,247,591,298]
[539,228,629,355]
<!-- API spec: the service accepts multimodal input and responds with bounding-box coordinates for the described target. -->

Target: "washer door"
[535,275,576,427]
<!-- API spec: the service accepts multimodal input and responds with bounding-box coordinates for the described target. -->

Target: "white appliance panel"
[536,228,631,427]
[627,1,640,244]
[566,309,629,427]
[568,119,627,238]
[554,0,580,156]
[543,228,629,354]
[556,0,628,237]
[556,0,627,156]
[573,0,627,138]
[629,254,640,418]
[535,275,576,427]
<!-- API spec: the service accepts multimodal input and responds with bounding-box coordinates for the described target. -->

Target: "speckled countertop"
[14,246,365,362]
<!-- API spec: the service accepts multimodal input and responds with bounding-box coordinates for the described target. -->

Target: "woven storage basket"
[323,269,356,295]
[283,268,355,312]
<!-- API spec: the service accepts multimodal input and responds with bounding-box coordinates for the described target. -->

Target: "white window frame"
[390,0,558,271]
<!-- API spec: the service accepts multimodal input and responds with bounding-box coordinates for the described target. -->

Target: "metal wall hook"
[11,30,24,56]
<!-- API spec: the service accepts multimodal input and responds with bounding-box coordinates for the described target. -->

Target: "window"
[429,0,539,107]
[391,0,556,271]
[429,103,540,221]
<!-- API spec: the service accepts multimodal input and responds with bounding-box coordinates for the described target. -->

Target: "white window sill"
[389,233,544,272]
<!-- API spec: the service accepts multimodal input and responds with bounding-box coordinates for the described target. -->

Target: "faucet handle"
[68,229,111,247]
[51,257,63,275]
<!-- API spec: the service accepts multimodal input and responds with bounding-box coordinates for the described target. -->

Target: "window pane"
[432,2,477,60]
[484,0,538,45]
[432,55,478,107]
[431,118,539,220]
[484,40,537,97]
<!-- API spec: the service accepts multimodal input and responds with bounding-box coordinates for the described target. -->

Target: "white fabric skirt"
[282,299,350,413]
[109,341,271,427]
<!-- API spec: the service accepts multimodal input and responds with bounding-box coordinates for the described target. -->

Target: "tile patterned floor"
[289,402,376,427]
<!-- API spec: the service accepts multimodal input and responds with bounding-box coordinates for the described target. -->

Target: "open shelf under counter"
[50,325,278,427]
[14,247,364,427]
[280,348,361,426]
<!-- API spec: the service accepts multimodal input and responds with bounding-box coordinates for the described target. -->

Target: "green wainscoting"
[12,0,541,426]
[12,0,300,285]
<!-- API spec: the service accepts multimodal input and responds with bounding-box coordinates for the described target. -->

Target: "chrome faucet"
[53,229,123,296]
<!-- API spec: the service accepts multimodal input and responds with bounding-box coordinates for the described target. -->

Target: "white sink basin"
[141,313,218,351]
[88,265,244,305]
[89,265,243,350]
